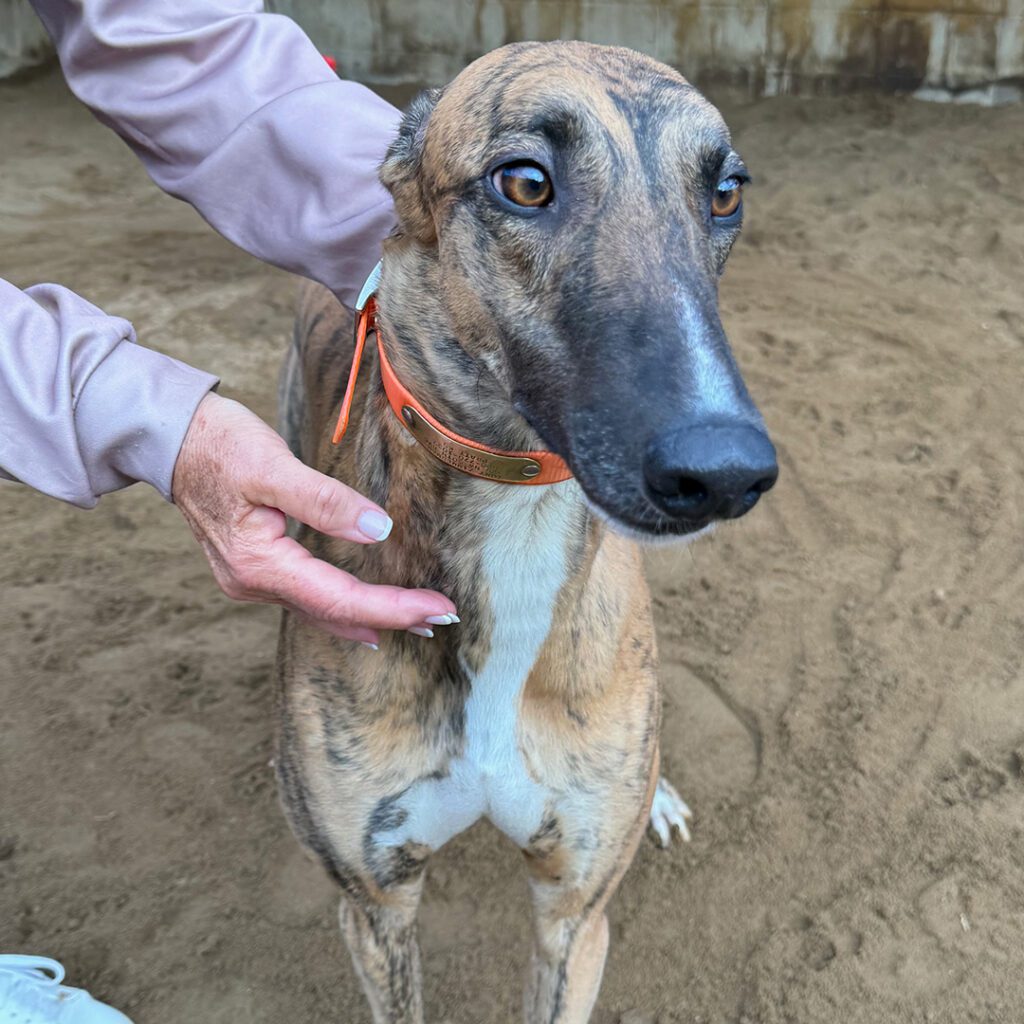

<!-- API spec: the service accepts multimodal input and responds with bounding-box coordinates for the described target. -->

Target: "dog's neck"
[349,246,603,624]
[372,248,551,455]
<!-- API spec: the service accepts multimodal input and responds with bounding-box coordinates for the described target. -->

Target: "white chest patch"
[373,484,578,851]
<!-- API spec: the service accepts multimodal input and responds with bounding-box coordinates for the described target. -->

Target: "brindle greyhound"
[276,40,777,1024]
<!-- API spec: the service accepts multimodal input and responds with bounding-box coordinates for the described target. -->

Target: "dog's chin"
[581,492,717,547]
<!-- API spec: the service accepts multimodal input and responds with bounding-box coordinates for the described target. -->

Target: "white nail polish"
[408,627,434,638]
[360,641,379,651]
[357,509,393,542]
[425,614,456,626]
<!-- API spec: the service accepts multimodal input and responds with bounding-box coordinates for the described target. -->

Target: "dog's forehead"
[425,42,730,172]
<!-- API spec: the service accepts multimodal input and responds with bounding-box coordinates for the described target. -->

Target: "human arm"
[0,279,216,506]
[28,0,401,309]
[9,4,457,635]
[0,281,457,640]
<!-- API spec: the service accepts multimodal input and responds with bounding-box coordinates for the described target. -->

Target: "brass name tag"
[400,406,542,482]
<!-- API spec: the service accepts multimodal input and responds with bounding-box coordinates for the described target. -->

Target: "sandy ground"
[2,68,1024,1024]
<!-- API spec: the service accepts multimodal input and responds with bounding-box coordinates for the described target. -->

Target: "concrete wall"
[270,0,1024,96]
[0,0,51,78]
[0,0,1019,94]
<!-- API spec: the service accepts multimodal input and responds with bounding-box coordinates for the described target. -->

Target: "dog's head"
[380,41,776,539]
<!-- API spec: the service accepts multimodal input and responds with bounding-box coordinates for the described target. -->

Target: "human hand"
[171,392,457,646]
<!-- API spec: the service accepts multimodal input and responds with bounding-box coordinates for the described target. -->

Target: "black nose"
[644,422,778,522]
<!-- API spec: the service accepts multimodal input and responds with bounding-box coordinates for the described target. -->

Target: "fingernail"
[425,614,460,626]
[357,509,393,542]
[408,627,434,638]
[360,641,379,651]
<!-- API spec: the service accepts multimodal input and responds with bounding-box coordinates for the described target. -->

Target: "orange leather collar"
[332,285,572,486]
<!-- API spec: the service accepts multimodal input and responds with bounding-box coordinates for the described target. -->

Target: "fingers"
[299,616,381,648]
[209,512,458,639]
[255,454,394,545]
[264,536,457,631]
[172,393,459,641]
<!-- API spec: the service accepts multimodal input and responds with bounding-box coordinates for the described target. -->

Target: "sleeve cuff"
[73,339,219,502]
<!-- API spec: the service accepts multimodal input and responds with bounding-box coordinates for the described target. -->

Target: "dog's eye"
[712,178,743,219]
[492,163,554,208]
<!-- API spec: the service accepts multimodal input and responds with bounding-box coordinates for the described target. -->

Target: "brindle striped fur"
[277,41,751,1023]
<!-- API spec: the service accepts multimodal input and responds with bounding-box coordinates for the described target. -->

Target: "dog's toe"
[649,776,692,846]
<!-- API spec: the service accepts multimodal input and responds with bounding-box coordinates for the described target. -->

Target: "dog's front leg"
[339,875,425,1024]
[522,750,659,1024]
[525,899,610,1024]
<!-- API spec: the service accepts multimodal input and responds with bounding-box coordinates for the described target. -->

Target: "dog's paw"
[648,776,692,847]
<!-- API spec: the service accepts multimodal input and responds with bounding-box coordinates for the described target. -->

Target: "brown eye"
[492,163,554,208]
[712,179,742,219]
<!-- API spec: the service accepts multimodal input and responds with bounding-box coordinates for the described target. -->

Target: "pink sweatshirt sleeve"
[30,0,401,309]
[3,2,400,507]
[0,281,218,507]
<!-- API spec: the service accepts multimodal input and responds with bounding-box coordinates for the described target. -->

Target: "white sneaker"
[0,956,133,1024]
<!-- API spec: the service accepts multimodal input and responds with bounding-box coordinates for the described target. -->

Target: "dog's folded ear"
[380,88,442,243]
